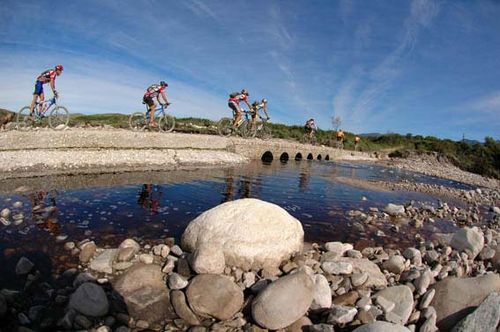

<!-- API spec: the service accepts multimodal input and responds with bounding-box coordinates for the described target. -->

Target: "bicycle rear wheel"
[257,122,272,140]
[158,115,175,133]
[217,117,233,137]
[129,112,147,131]
[49,106,69,129]
[16,106,34,131]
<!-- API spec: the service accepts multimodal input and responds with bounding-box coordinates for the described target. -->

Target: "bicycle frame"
[34,97,57,117]
[145,104,168,120]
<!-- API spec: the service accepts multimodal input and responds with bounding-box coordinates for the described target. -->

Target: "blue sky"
[0,0,499,141]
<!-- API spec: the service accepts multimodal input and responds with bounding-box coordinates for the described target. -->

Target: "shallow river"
[0,160,471,285]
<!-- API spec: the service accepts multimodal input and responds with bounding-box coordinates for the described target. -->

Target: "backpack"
[229,92,240,98]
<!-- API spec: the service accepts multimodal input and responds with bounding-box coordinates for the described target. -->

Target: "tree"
[332,116,342,131]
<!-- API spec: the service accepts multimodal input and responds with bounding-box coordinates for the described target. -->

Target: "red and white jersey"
[144,84,166,98]
[37,69,57,83]
[229,93,248,104]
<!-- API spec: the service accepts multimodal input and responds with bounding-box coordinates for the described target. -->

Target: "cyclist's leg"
[39,92,46,114]
[228,102,240,126]
[144,96,156,126]
[30,81,43,115]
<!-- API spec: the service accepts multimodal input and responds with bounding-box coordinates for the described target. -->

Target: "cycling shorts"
[228,101,241,114]
[143,96,155,107]
[33,81,44,95]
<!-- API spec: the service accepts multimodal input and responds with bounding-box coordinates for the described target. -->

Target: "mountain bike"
[301,130,317,145]
[129,103,175,132]
[247,112,272,140]
[217,110,252,137]
[336,138,344,150]
[17,97,69,131]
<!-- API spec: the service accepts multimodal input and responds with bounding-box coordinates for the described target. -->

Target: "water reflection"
[137,184,162,214]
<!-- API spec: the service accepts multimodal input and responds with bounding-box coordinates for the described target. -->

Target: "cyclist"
[250,98,270,128]
[336,129,345,149]
[143,81,170,128]
[29,64,64,116]
[228,89,252,127]
[355,136,361,151]
[304,118,316,139]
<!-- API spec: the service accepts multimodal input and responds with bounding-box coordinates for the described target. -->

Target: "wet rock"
[374,285,414,325]
[64,242,75,251]
[384,204,405,216]
[186,274,243,321]
[451,292,500,332]
[168,272,189,290]
[311,274,332,309]
[450,227,484,259]
[117,238,140,261]
[191,242,226,274]
[431,274,500,331]
[74,314,92,329]
[177,257,192,277]
[1,208,10,219]
[171,244,184,257]
[252,271,314,330]
[0,293,7,317]
[171,290,201,326]
[182,198,304,270]
[15,256,34,275]
[90,249,117,274]
[327,305,357,324]
[79,241,97,263]
[382,255,405,274]
[73,272,96,287]
[352,321,411,332]
[321,261,353,274]
[69,282,109,317]
[113,263,176,325]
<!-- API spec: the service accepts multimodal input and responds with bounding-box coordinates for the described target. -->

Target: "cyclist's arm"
[160,91,169,105]
[50,79,57,96]
[262,105,270,119]
[244,100,252,111]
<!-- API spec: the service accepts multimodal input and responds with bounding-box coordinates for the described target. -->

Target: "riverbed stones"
[252,271,314,329]
[69,282,109,317]
[336,257,387,288]
[168,272,189,290]
[374,285,414,325]
[352,321,411,332]
[311,274,332,309]
[191,242,226,274]
[382,255,406,274]
[431,274,500,331]
[171,290,201,326]
[451,292,500,332]
[0,208,10,219]
[79,241,97,263]
[181,198,304,270]
[327,305,358,324]
[15,256,34,275]
[90,249,117,274]
[321,261,353,275]
[186,274,243,321]
[113,263,175,325]
[117,238,140,261]
[384,204,405,216]
[324,242,353,256]
[450,227,484,259]
[0,293,7,317]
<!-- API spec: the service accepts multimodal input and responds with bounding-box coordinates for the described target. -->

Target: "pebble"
[327,305,357,324]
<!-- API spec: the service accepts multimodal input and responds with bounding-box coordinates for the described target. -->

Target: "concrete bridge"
[0,128,374,179]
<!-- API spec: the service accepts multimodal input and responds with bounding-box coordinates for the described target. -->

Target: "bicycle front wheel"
[259,123,272,140]
[158,115,175,133]
[129,112,147,131]
[49,106,69,129]
[217,118,233,137]
[16,106,34,131]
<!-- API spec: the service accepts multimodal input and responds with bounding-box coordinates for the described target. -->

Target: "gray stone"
[308,324,335,332]
[352,321,411,332]
[90,249,117,274]
[374,285,414,324]
[252,271,314,330]
[431,274,500,331]
[171,290,201,326]
[311,274,332,309]
[0,293,7,317]
[138,253,154,264]
[181,198,304,270]
[117,247,137,262]
[327,305,357,324]
[243,271,256,288]
[321,261,353,275]
[79,241,97,263]
[335,257,387,288]
[15,257,34,275]
[375,296,395,313]
[73,272,96,287]
[384,204,405,216]
[414,270,433,295]
[450,227,484,259]
[451,292,500,332]
[168,272,189,290]
[186,274,243,321]
[325,242,353,256]
[351,272,369,287]
[113,263,176,325]
[69,282,109,317]
[191,242,226,274]
[0,208,10,219]
[403,248,422,266]
[382,255,406,274]
[419,289,435,310]
[285,316,312,332]
[74,314,92,329]
[170,244,184,256]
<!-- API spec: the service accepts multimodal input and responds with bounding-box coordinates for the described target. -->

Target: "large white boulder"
[181,198,304,270]
[450,227,484,259]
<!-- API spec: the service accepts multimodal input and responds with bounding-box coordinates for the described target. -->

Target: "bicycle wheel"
[300,134,308,144]
[49,106,69,129]
[158,115,175,133]
[239,121,252,138]
[16,106,34,131]
[258,123,272,140]
[217,117,233,137]
[129,112,147,131]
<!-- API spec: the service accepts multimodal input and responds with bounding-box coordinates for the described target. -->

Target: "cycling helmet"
[55,64,64,71]
[262,98,267,103]
[241,89,249,96]
[160,81,168,87]
[309,118,314,121]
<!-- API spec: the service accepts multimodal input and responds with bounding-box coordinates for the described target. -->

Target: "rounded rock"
[69,282,109,317]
